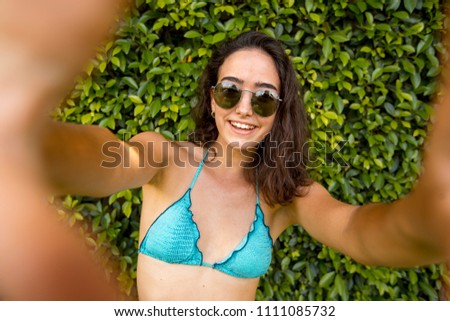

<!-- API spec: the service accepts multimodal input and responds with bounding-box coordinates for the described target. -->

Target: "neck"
[208,140,258,177]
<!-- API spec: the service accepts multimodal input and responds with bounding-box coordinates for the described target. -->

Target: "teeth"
[231,121,256,130]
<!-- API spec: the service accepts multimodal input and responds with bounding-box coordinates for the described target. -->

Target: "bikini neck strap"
[189,149,261,206]
[256,166,261,206]
[189,149,209,190]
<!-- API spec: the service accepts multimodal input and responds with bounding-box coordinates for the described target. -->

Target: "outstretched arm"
[289,34,450,269]
[0,0,163,198]
[0,0,133,299]
[290,182,447,268]
[40,121,167,197]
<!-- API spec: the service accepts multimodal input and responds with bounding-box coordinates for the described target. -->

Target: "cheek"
[260,127,273,141]
[213,104,233,119]
[261,117,275,133]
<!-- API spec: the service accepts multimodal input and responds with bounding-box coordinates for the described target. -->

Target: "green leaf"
[367,0,383,9]
[129,95,143,104]
[305,0,314,13]
[371,68,383,81]
[80,113,92,125]
[393,11,409,19]
[383,65,400,73]
[111,56,120,67]
[374,158,384,168]
[198,48,208,57]
[319,271,336,288]
[213,32,226,44]
[419,281,438,300]
[334,275,347,299]
[409,270,418,285]
[137,22,148,34]
[411,73,421,89]
[153,18,169,31]
[376,24,391,32]
[399,92,413,102]
[356,0,367,12]
[161,130,175,140]
[408,22,424,35]
[316,131,327,141]
[417,35,433,54]
[184,30,202,38]
[322,38,332,60]
[404,0,417,13]
[83,77,92,96]
[122,201,132,217]
[309,13,322,24]
[150,99,162,118]
[263,281,274,298]
[402,60,416,74]
[373,173,385,191]
[123,77,138,90]
[387,0,401,11]
[323,111,338,120]
[176,118,189,132]
[134,104,145,116]
[339,52,350,66]
[329,31,350,43]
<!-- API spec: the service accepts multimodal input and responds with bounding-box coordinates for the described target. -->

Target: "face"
[211,48,280,150]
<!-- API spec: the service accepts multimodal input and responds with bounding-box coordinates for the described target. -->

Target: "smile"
[230,121,257,130]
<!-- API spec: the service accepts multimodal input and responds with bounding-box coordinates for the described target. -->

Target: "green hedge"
[54,0,446,300]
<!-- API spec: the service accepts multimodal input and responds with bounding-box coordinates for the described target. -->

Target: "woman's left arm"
[289,75,450,268]
[289,180,448,268]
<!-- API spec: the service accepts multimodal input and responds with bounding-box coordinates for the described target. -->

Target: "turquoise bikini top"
[138,150,273,279]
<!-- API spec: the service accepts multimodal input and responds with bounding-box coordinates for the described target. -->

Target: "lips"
[229,121,257,130]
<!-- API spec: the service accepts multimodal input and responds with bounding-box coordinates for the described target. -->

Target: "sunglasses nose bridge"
[235,89,255,115]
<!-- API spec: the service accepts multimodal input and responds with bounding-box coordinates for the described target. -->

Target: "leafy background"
[53,0,448,300]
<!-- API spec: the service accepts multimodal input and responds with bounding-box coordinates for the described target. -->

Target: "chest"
[140,163,290,261]
[139,185,274,278]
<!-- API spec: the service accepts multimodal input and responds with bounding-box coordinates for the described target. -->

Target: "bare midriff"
[137,255,260,301]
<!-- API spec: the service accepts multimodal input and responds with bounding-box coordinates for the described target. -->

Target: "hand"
[0,0,126,70]
[0,0,129,137]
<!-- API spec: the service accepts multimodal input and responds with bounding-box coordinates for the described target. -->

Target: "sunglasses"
[211,82,282,117]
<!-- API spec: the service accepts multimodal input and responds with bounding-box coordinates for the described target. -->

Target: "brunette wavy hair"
[190,31,312,206]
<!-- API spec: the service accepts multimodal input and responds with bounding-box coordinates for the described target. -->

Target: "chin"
[218,121,267,150]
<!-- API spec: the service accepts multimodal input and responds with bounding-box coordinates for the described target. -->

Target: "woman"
[40,30,450,300]
[1,0,449,300]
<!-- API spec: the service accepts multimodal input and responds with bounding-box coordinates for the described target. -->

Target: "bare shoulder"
[130,132,201,158]
[293,181,335,205]
[130,132,206,186]
[129,132,201,164]
[130,131,167,145]
[267,182,336,237]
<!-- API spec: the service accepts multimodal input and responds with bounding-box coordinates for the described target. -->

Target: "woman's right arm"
[41,120,167,197]
[0,0,134,299]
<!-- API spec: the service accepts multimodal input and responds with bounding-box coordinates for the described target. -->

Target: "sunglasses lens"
[252,90,278,117]
[213,83,241,109]
[213,83,280,117]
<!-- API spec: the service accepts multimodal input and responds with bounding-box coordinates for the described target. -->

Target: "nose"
[235,90,254,116]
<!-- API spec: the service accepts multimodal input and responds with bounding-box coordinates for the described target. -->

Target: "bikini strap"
[189,149,209,190]
[256,167,261,206]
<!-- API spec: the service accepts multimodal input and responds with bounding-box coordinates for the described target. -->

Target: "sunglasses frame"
[211,82,282,117]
